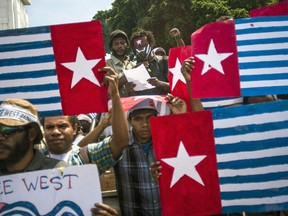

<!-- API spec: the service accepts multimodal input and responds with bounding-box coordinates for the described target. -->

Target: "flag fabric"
[250,1,288,17]
[150,111,222,216]
[213,99,288,214]
[151,100,288,215]
[190,16,288,98]
[168,46,192,111]
[119,95,170,116]
[191,19,241,98]
[201,97,243,110]
[235,16,288,96]
[0,20,107,117]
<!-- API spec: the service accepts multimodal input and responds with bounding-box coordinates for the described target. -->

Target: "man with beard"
[106,29,136,97]
[0,99,121,216]
[0,98,68,175]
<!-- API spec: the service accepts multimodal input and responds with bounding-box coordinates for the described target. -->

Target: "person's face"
[0,125,31,165]
[111,37,128,58]
[43,116,77,155]
[129,110,157,143]
[133,36,151,60]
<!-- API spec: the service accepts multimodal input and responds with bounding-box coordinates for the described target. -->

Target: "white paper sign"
[0,164,101,216]
[123,64,155,91]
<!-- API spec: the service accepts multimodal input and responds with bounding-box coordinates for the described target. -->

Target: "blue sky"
[26,0,114,27]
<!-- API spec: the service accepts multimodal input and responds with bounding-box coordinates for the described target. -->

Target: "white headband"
[0,104,41,126]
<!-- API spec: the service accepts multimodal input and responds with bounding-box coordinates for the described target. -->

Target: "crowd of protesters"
[1,23,287,216]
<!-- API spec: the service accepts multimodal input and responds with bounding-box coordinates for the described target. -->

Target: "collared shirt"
[51,137,117,174]
[106,55,136,97]
[0,150,69,176]
[113,132,161,216]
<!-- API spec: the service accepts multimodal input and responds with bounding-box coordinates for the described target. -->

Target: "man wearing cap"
[113,95,189,216]
[0,98,68,176]
[106,29,136,97]
[0,98,120,215]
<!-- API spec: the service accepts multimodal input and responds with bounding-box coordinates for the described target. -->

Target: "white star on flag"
[195,39,233,75]
[61,47,101,88]
[169,58,186,90]
[162,141,207,188]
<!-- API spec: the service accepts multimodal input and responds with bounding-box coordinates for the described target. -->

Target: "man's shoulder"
[46,157,70,168]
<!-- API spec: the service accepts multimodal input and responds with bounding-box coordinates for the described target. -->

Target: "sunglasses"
[0,125,28,138]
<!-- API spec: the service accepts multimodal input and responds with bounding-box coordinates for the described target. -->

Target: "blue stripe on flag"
[0,25,63,117]
[235,16,288,96]
[0,70,56,80]
[0,40,53,52]
[238,49,288,57]
[212,100,288,213]
[0,26,50,37]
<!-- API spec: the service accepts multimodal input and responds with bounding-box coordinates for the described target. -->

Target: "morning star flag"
[191,19,241,98]
[150,111,222,216]
[191,16,288,98]
[235,16,288,96]
[213,100,288,213]
[0,20,107,117]
[151,100,288,215]
[168,46,191,111]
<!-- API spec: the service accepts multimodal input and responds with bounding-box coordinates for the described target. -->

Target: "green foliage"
[93,0,283,53]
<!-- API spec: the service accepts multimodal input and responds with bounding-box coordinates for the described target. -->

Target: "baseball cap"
[0,98,43,143]
[109,29,129,48]
[128,99,158,117]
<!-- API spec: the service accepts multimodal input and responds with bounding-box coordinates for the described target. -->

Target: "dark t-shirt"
[0,150,69,176]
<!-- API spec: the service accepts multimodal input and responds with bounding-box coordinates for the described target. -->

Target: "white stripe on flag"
[238,54,288,63]
[0,89,60,100]
[218,164,288,178]
[237,43,288,52]
[240,67,288,75]
[236,31,287,41]
[0,47,54,59]
[235,21,288,30]
[217,146,288,162]
[220,180,288,192]
[0,62,56,74]
[36,102,62,112]
[222,195,288,207]
[241,80,288,88]
[0,33,51,45]
[215,128,288,145]
[213,111,288,129]
[0,76,58,88]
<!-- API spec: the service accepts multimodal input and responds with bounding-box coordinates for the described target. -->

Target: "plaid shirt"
[114,134,161,216]
[68,137,116,174]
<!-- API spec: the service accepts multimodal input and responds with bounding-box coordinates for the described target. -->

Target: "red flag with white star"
[191,19,241,98]
[51,21,108,115]
[150,111,221,216]
[168,46,192,111]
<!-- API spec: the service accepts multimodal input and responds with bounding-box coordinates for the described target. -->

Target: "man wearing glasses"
[0,98,68,175]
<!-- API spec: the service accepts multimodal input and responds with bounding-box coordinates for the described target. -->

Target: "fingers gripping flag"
[168,46,192,111]
[0,21,108,116]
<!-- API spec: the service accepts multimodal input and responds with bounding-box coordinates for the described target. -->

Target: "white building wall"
[0,0,30,30]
